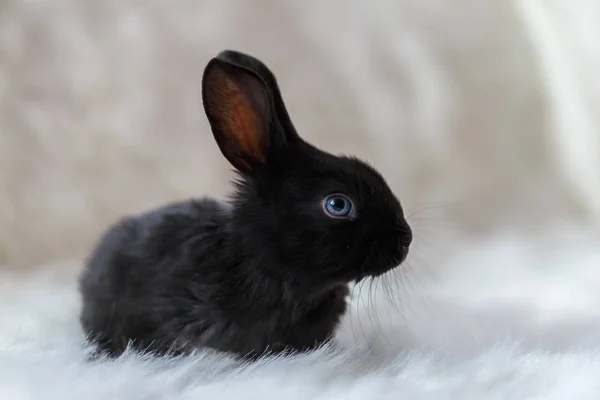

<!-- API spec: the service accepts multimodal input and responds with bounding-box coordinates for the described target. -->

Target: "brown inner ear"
[204,66,268,173]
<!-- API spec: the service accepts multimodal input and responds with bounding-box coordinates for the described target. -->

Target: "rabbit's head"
[202,50,412,290]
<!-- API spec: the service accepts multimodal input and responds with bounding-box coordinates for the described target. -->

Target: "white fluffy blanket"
[2,229,600,399]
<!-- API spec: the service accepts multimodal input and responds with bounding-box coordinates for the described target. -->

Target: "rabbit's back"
[78,198,231,356]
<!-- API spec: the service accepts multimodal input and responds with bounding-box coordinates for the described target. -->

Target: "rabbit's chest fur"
[79,199,349,358]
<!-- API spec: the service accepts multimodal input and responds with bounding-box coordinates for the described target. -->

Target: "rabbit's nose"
[397,221,413,246]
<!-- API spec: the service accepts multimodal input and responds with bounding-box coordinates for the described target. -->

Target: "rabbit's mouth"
[357,235,410,280]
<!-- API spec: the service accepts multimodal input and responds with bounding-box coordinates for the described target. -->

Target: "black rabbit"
[78,50,413,359]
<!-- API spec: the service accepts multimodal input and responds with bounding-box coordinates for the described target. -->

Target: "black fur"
[78,50,412,359]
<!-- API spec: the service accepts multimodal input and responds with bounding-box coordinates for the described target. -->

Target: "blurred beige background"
[1,0,599,273]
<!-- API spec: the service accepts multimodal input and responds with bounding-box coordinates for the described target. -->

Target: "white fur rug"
[2,228,600,399]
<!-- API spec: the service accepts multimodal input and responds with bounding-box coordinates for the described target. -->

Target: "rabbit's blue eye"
[323,194,355,219]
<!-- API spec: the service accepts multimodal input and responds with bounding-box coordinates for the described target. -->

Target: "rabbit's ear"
[202,57,273,174]
[215,51,300,147]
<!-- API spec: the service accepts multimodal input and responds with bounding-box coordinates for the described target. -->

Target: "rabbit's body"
[79,50,412,359]
[80,198,348,357]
